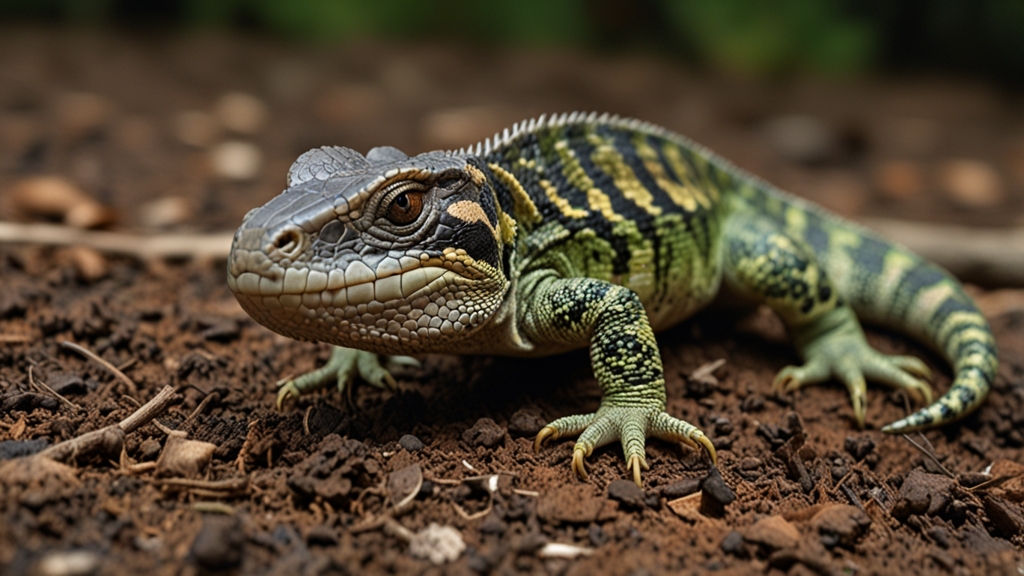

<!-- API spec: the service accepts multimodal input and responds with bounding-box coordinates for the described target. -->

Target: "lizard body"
[228,112,997,485]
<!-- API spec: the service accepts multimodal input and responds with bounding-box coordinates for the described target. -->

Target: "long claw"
[276,381,298,411]
[678,434,699,450]
[628,455,643,487]
[534,425,559,453]
[572,447,589,480]
[694,433,718,465]
[890,355,932,379]
[386,355,422,369]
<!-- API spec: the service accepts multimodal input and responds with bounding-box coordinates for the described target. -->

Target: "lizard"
[227,112,998,487]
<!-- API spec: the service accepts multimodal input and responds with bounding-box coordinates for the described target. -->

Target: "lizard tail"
[735,181,998,433]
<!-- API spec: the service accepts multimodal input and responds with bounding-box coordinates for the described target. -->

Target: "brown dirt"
[2,27,1024,576]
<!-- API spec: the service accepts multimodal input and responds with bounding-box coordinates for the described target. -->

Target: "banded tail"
[735,181,997,432]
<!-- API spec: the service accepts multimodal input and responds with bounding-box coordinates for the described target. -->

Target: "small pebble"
[811,504,871,549]
[35,550,101,576]
[47,373,87,396]
[462,418,504,448]
[927,525,951,548]
[399,434,424,451]
[739,457,762,470]
[891,469,955,520]
[139,196,192,229]
[743,515,799,550]
[740,394,765,413]
[0,438,48,460]
[210,141,262,181]
[216,92,268,135]
[713,417,733,436]
[660,477,702,499]
[939,159,1005,207]
[720,531,746,556]
[588,524,608,547]
[700,467,736,517]
[190,515,244,569]
[478,511,507,535]
[507,408,546,436]
[408,523,466,565]
[607,479,646,509]
[844,436,876,461]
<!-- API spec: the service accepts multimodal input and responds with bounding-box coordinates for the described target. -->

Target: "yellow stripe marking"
[633,136,700,212]
[540,179,588,219]
[487,163,541,226]
[555,140,622,222]
[589,134,662,217]
[660,142,713,208]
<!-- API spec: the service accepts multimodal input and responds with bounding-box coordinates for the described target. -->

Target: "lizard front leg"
[522,272,716,486]
[276,346,418,409]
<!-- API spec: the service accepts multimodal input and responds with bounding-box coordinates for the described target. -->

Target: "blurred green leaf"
[662,0,875,75]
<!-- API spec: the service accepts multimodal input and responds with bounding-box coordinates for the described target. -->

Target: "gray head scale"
[227,145,511,354]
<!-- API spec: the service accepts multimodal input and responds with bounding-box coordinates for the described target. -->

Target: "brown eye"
[387,191,423,225]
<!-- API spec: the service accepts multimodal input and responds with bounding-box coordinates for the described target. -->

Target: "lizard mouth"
[227,245,484,310]
[227,249,488,347]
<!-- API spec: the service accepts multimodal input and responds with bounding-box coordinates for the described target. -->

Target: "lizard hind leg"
[724,213,934,428]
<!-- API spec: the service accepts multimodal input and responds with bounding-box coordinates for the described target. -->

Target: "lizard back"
[474,112,731,330]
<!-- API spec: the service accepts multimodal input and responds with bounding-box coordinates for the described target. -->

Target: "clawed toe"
[534,425,560,453]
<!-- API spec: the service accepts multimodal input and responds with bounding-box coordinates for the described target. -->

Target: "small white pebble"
[939,159,1005,207]
[408,523,465,565]
[211,141,262,181]
[139,196,192,229]
[36,550,101,576]
[538,543,593,559]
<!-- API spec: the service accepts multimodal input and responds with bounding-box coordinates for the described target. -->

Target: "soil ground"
[2,27,1024,576]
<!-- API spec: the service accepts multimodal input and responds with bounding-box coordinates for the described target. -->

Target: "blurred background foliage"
[0,0,1022,84]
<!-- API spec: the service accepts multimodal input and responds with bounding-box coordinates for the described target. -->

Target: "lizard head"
[227,146,511,354]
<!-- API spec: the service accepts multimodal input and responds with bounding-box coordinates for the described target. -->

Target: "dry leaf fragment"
[155,433,216,479]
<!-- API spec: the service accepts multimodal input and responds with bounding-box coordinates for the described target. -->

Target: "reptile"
[227,112,998,486]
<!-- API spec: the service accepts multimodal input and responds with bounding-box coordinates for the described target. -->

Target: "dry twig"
[61,340,138,398]
[38,385,178,463]
[902,434,956,479]
[0,221,233,260]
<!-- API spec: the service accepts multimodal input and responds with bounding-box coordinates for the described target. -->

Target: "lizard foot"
[534,406,716,487]
[276,346,419,409]
[773,335,933,428]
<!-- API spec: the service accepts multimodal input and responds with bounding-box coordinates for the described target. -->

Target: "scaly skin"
[228,112,997,486]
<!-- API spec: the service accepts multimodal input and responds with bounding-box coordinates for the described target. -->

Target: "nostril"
[272,228,303,257]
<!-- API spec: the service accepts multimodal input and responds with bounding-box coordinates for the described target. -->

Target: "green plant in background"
[182,0,590,45]
[662,0,876,75]
[0,0,1022,84]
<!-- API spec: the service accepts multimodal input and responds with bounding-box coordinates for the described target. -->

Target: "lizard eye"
[386,191,424,225]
